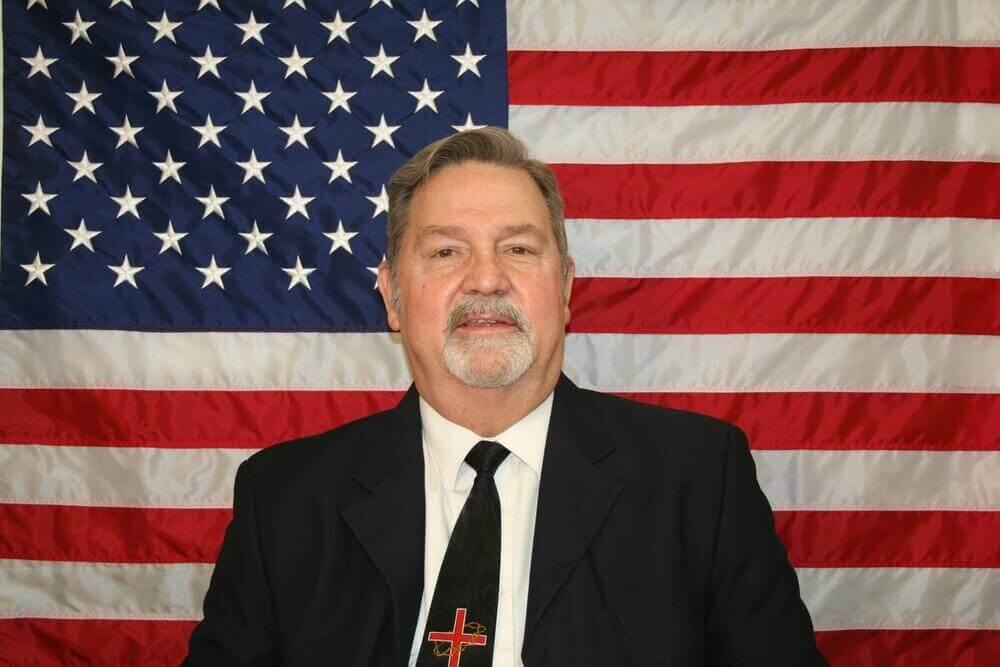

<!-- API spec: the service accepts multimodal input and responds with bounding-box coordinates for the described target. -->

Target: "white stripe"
[0,559,210,621]
[0,445,253,509]
[508,0,1000,51]
[753,450,1000,512]
[3,446,997,511]
[2,560,997,630]
[567,217,1000,279]
[510,103,1000,164]
[2,330,998,393]
[799,567,1000,631]
[562,333,1000,394]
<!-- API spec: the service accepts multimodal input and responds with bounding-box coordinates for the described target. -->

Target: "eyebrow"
[416,223,545,240]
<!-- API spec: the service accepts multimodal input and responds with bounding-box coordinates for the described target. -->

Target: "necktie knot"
[465,440,509,477]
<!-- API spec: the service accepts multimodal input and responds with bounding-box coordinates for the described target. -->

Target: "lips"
[459,314,514,327]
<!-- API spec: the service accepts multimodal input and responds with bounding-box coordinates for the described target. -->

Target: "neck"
[415,366,560,438]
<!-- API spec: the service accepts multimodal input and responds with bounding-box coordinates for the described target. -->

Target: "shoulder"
[239,404,403,494]
[566,385,748,482]
[575,384,743,445]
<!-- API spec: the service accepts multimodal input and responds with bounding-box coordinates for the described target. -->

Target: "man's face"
[379,161,573,392]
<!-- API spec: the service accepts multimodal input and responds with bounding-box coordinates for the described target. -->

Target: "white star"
[456,0,480,6]
[21,116,58,147]
[452,43,485,78]
[237,12,269,44]
[323,150,357,183]
[153,150,186,184]
[365,44,398,78]
[109,255,144,288]
[149,79,183,113]
[192,114,226,148]
[367,185,389,218]
[196,255,230,289]
[322,80,356,114]
[66,81,101,114]
[408,9,441,42]
[110,115,143,149]
[367,255,386,288]
[65,218,101,252]
[365,114,400,148]
[153,220,187,254]
[280,115,314,149]
[239,221,273,255]
[109,0,133,8]
[67,151,103,182]
[197,0,220,10]
[279,46,312,79]
[283,0,306,9]
[22,182,56,215]
[26,0,47,10]
[148,12,181,44]
[22,47,57,79]
[235,80,270,114]
[21,253,55,286]
[280,186,314,220]
[110,185,145,219]
[325,220,358,254]
[282,256,316,290]
[195,185,229,219]
[409,79,443,113]
[452,113,486,132]
[370,0,392,7]
[192,45,226,79]
[322,10,354,43]
[106,44,138,78]
[63,11,96,44]
[235,149,270,183]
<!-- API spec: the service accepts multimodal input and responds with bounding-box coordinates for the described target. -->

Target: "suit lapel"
[523,375,624,649]
[340,387,425,667]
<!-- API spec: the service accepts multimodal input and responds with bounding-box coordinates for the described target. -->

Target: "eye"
[434,248,455,258]
[509,246,531,255]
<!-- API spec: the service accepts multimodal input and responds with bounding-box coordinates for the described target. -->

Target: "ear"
[377,261,400,331]
[562,255,575,324]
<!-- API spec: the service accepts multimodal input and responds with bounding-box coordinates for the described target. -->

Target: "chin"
[443,334,534,389]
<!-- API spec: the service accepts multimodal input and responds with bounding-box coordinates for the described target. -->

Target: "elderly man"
[186,128,826,666]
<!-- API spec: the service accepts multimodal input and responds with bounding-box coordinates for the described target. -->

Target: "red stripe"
[509,47,1000,106]
[570,277,999,335]
[0,621,995,666]
[0,388,403,448]
[2,389,996,451]
[7,502,995,568]
[553,162,1000,220]
[776,511,1000,568]
[617,392,1000,451]
[0,619,197,667]
[0,504,230,563]
[815,629,1000,667]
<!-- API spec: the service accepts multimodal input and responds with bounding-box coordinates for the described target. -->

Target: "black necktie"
[416,440,510,667]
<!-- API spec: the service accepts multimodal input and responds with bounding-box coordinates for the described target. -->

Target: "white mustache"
[445,296,529,335]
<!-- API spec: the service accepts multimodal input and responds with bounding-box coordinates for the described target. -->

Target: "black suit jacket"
[186,375,827,666]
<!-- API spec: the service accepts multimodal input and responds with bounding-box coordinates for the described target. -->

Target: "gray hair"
[384,127,569,305]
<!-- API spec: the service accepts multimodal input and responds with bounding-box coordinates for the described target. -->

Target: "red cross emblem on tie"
[426,608,488,667]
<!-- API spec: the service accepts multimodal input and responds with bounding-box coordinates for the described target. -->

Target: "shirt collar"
[420,391,554,489]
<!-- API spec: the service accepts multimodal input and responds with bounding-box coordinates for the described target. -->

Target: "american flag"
[1,0,998,664]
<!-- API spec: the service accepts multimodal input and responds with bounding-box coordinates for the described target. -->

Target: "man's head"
[377,127,573,395]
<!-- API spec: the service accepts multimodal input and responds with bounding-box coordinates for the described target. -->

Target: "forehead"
[408,161,550,233]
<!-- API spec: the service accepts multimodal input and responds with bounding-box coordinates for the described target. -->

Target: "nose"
[460,248,512,296]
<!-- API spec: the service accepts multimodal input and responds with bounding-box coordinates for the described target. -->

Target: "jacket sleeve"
[184,459,280,666]
[705,425,829,666]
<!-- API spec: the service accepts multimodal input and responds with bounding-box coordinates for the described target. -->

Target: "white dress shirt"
[407,393,553,667]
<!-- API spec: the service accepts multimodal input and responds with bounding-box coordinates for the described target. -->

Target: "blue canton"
[1,0,508,330]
